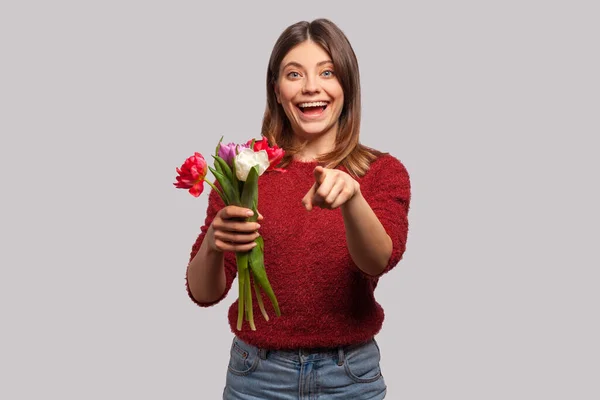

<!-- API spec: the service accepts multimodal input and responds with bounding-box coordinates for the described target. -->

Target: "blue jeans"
[223,336,387,399]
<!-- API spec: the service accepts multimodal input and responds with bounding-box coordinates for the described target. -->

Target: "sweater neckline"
[286,158,320,170]
[289,158,319,166]
[285,158,351,173]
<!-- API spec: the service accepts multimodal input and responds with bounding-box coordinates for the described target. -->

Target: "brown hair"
[261,18,384,177]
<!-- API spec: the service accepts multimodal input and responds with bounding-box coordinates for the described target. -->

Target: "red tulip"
[173,152,207,197]
[248,137,286,172]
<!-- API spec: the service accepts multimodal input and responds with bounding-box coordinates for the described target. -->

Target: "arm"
[340,190,392,276]
[185,189,260,306]
[358,156,411,277]
[302,156,411,278]
[186,226,228,304]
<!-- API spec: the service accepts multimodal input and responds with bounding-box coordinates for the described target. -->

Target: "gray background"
[1,1,598,399]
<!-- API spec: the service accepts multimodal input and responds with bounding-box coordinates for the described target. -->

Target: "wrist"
[340,183,362,214]
[206,225,224,254]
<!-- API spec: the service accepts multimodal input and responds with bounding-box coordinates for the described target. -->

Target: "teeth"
[298,101,328,108]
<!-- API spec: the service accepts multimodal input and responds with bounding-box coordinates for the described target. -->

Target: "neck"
[292,127,337,161]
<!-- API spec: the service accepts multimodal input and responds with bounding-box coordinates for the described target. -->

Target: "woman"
[186,18,411,399]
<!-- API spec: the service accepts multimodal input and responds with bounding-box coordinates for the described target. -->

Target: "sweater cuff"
[354,217,407,279]
[184,263,236,308]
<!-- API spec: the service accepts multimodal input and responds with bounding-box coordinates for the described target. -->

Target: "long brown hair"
[261,18,384,177]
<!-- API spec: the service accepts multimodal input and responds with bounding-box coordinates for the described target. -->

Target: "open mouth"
[297,101,329,116]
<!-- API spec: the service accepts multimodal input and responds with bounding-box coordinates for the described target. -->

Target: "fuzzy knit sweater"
[186,154,411,350]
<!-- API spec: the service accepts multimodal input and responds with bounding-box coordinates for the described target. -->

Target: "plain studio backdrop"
[1,1,598,399]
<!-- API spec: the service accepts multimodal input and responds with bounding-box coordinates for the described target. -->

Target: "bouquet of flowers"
[174,137,285,331]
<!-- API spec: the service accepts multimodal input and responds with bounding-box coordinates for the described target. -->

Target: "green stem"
[252,273,269,322]
[246,268,256,331]
[236,265,244,331]
[203,179,226,204]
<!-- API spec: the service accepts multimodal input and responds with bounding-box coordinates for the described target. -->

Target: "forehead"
[280,40,332,68]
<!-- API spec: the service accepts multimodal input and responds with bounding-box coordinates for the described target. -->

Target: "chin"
[294,122,336,138]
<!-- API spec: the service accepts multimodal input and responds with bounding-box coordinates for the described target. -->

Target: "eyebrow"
[281,60,333,70]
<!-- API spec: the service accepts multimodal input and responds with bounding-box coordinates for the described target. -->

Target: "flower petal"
[174,152,208,194]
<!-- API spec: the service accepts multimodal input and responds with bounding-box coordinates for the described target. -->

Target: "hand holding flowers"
[207,206,262,253]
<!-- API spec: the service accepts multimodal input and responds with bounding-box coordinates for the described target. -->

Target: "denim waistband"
[236,337,374,366]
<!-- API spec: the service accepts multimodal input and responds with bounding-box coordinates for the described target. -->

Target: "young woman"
[185,18,411,399]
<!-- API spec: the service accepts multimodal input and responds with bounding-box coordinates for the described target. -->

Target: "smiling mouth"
[297,101,329,115]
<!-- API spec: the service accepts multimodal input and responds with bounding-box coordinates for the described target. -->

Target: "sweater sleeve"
[184,185,238,307]
[359,154,411,279]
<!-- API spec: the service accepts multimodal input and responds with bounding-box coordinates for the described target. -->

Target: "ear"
[274,83,281,104]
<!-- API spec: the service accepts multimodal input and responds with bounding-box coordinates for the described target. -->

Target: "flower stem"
[253,276,269,322]
[235,252,249,331]
[203,178,225,203]
[245,268,256,331]
[237,266,244,331]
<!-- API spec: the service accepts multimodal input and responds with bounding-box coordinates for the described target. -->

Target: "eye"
[287,71,301,79]
[321,69,335,77]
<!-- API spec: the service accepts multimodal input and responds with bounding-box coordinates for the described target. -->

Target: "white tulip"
[234,148,269,181]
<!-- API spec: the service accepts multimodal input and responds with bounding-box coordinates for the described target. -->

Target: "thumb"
[302,183,317,211]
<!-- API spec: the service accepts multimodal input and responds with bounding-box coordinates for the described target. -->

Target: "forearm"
[341,191,392,276]
[186,226,227,303]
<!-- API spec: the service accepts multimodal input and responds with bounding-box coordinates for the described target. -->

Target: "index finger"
[313,166,326,185]
[302,183,317,211]
[220,205,255,220]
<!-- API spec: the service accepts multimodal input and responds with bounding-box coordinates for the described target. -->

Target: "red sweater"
[186,154,411,350]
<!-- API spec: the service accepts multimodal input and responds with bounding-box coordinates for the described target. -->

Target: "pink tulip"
[218,142,249,166]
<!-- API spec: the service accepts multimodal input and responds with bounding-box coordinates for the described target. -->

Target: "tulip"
[173,152,208,197]
[234,148,269,181]
[248,137,286,172]
[218,142,249,166]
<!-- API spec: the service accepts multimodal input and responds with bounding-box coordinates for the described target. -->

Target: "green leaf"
[230,160,247,218]
[240,166,259,222]
[249,237,280,317]
[214,135,224,158]
[212,155,236,196]
[212,156,224,176]
[208,166,241,206]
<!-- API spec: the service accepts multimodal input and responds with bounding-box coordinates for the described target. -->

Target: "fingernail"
[246,210,254,216]
[255,224,261,229]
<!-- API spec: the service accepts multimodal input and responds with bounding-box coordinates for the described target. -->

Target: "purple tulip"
[218,142,249,166]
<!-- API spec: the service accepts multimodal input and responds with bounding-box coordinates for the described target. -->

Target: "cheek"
[277,79,303,101]
[278,87,296,103]
[332,84,344,100]
[278,97,297,120]
[323,81,344,100]
[329,87,344,108]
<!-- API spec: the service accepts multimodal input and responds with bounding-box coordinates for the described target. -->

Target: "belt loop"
[337,347,345,366]
[259,348,268,360]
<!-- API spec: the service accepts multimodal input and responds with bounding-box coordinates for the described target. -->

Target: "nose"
[302,75,320,94]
